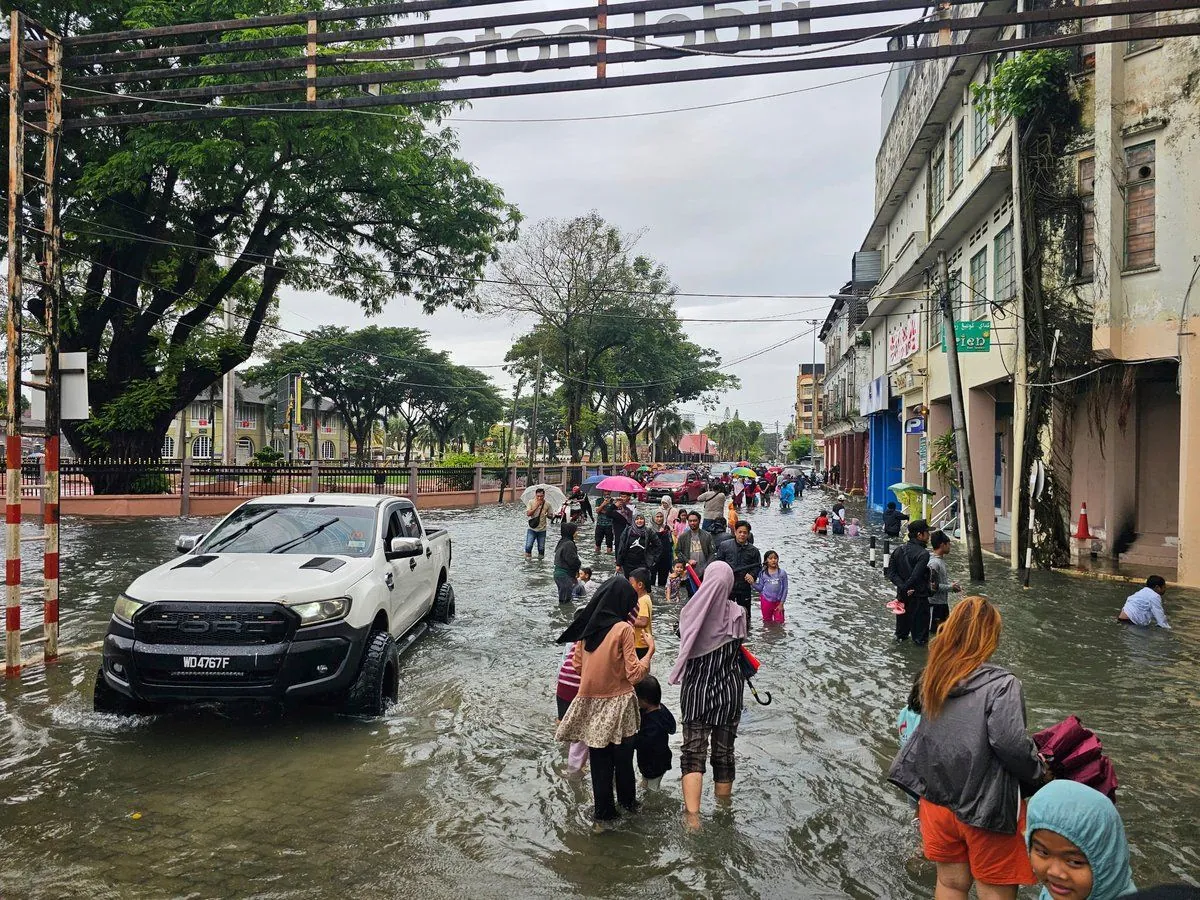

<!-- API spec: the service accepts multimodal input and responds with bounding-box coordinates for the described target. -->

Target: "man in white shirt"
[1118,575,1170,629]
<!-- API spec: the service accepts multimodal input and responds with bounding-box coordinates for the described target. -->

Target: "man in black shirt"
[888,520,932,644]
[882,501,910,539]
[713,520,763,616]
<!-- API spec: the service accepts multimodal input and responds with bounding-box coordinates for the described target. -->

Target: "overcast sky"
[277,55,888,433]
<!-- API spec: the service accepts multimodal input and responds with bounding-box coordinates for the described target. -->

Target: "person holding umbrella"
[669,561,747,830]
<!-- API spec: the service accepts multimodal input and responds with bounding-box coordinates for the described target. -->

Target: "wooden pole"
[5,11,25,678]
[41,32,62,663]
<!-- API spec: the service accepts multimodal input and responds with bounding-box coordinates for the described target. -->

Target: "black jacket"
[616,525,660,572]
[633,706,677,779]
[888,539,931,599]
[552,538,581,577]
[882,508,909,537]
[713,539,763,596]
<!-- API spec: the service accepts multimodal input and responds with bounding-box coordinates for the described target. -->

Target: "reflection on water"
[1,500,1198,898]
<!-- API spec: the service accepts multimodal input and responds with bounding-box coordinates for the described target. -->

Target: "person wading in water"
[556,576,655,829]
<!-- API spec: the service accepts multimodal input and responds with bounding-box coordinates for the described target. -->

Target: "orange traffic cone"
[1074,502,1094,540]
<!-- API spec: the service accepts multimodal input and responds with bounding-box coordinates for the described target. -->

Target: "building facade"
[820,287,870,494]
[794,363,825,461]
[847,6,1200,584]
[161,376,351,463]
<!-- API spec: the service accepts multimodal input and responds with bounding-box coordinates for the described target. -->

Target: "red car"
[645,469,706,503]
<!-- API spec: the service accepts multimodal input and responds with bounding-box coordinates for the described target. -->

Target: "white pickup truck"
[95,493,454,716]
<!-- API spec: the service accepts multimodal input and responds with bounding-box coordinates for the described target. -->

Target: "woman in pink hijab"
[668,561,748,827]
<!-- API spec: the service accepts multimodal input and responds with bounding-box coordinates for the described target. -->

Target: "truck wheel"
[93,667,141,716]
[430,582,456,624]
[343,630,399,717]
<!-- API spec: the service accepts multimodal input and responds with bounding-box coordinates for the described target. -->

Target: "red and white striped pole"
[5,436,21,678]
[43,435,59,662]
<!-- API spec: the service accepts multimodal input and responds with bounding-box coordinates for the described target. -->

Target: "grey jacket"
[675,528,715,570]
[698,490,727,520]
[888,663,1043,834]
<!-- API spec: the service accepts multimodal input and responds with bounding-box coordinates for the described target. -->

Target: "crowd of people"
[519,466,1187,897]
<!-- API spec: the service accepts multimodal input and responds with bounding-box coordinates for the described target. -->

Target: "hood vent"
[300,557,346,573]
[172,555,218,570]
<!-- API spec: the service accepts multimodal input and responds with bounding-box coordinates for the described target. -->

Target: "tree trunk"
[591,427,609,462]
[623,428,639,462]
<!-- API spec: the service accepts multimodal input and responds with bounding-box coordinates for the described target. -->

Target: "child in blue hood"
[1026,780,1136,900]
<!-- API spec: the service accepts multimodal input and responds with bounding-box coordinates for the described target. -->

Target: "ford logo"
[147,618,282,635]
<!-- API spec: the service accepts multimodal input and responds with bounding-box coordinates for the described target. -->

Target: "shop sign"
[918,435,929,474]
[941,320,992,352]
[904,416,925,434]
[887,312,922,368]
[859,375,890,415]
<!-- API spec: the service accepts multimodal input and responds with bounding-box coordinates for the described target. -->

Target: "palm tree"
[654,409,695,461]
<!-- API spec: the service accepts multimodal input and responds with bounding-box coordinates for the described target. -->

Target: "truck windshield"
[199,505,377,557]
[657,473,686,483]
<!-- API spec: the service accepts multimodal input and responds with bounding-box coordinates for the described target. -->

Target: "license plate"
[181,655,234,670]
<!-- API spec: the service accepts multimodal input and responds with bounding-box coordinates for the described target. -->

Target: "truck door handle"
[385,572,394,591]
[425,547,432,558]
[409,559,418,571]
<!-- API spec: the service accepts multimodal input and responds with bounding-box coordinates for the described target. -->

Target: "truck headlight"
[292,597,351,627]
[113,594,144,624]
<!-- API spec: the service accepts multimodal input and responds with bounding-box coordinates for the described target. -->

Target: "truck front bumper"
[100,615,371,704]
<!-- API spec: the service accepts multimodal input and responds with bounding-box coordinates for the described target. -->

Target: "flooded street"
[2,493,1199,899]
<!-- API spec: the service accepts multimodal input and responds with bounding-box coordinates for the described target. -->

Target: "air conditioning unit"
[855,330,872,346]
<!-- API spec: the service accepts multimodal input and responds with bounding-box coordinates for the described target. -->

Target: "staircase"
[1119,532,1179,576]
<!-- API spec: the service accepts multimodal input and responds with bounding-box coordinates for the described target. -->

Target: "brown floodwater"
[1,495,1198,898]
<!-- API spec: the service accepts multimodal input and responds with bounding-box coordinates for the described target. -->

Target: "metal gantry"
[3,0,1200,675]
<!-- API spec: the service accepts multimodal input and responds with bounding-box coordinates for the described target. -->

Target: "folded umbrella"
[1034,715,1118,801]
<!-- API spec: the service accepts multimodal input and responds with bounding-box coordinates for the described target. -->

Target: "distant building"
[794,363,825,454]
[820,285,870,493]
[160,375,351,462]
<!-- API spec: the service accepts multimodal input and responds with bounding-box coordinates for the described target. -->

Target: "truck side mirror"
[176,534,202,553]
[388,537,423,559]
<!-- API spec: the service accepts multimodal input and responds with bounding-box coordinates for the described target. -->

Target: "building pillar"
[1178,351,1200,586]
[967,387,996,549]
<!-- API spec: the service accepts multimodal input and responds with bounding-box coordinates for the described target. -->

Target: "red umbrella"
[596,475,648,494]
[622,461,640,471]
[738,460,750,467]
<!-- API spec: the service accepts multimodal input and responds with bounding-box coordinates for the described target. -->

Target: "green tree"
[34,0,518,474]
[788,435,814,463]
[247,326,434,463]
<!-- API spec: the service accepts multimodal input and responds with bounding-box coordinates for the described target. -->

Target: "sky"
[274,16,890,435]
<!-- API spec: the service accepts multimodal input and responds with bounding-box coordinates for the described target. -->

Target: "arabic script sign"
[887,312,921,369]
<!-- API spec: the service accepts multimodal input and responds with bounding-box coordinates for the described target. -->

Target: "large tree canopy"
[20,0,519,464]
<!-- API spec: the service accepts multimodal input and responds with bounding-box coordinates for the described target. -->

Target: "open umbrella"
[595,475,647,495]
[622,461,640,471]
[521,484,566,510]
[731,467,757,478]
[737,460,750,467]
[636,465,652,472]
[888,482,935,496]
[582,473,607,494]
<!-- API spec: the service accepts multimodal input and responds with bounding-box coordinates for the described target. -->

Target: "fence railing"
[45,460,629,501]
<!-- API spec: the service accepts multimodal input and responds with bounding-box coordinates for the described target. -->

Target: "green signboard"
[941,320,992,352]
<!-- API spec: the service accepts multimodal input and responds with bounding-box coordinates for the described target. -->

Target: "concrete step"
[1120,532,1179,568]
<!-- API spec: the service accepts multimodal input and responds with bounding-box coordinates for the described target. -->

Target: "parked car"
[645,469,706,503]
[709,462,736,479]
[94,494,454,717]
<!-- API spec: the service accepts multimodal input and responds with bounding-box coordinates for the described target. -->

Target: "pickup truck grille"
[134,602,298,646]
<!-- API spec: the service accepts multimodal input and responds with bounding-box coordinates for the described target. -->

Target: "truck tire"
[343,630,399,717]
[430,582,456,624]
[93,668,142,716]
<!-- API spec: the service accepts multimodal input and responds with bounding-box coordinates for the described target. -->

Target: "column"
[1178,351,1200,586]
[967,388,996,549]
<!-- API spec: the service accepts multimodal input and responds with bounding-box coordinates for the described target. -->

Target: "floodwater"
[1,494,1198,899]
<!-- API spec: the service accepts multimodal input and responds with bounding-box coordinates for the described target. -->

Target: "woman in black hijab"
[555,576,654,824]
[552,522,582,604]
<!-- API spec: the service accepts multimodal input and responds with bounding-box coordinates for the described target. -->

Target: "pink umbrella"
[596,475,648,495]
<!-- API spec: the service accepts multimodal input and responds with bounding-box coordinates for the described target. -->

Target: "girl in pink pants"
[754,551,789,624]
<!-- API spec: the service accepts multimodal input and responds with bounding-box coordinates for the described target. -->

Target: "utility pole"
[810,326,819,472]
[500,377,523,503]
[6,11,25,678]
[222,303,236,463]
[526,352,542,484]
[939,250,985,580]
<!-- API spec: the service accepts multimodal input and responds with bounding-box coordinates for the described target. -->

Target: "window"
[271,437,285,453]
[399,507,422,538]
[189,401,209,424]
[297,442,310,460]
[320,439,336,460]
[969,249,988,320]
[994,224,1016,303]
[949,122,964,191]
[803,402,813,413]
[1079,157,1095,280]
[1080,0,1097,68]
[929,137,946,219]
[235,403,256,429]
[321,411,336,430]
[161,434,176,458]
[237,437,254,459]
[1127,10,1158,53]
[1124,142,1155,269]
[192,435,213,459]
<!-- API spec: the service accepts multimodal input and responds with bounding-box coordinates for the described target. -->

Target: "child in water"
[812,510,829,535]
[555,645,589,774]
[632,675,676,790]
[753,550,789,624]
[666,560,690,604]
[1026,780,1136,900]
[846,518,861,537]
[895,672,922,813]
[628,568,654,660]
[572,567,594,600]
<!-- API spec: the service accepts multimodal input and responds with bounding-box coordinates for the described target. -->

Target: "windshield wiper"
[267,517,341,554]
[204,509,278,553]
